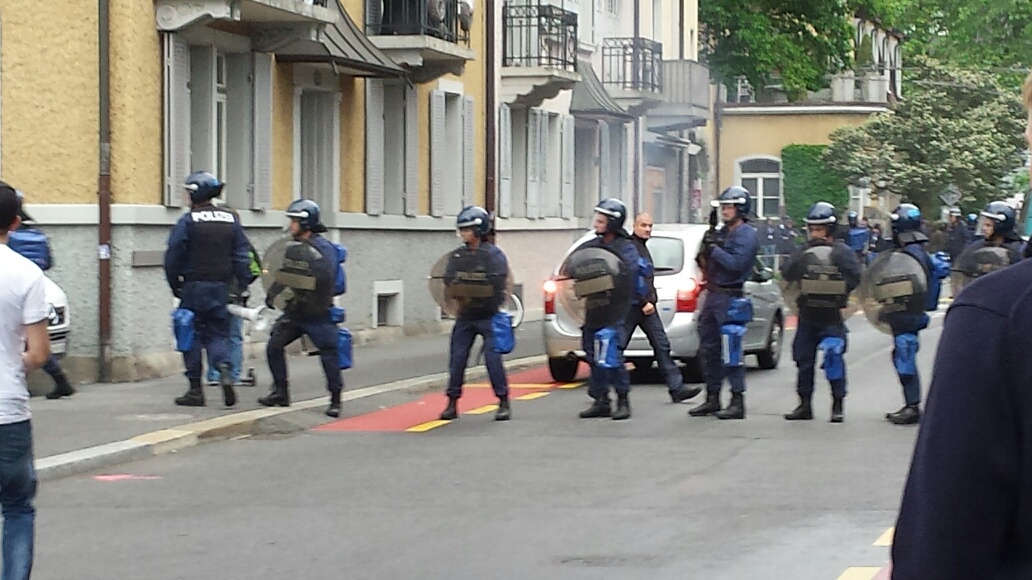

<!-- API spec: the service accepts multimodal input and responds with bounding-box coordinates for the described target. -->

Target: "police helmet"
[711,186,752,219]
[889,203,922,233]
[593,198,628,233]
[980,201,1016,237]
[805,202,838,230]
[948,207,962,217]
[846,210,858,227]
[11,187,33,224]
[456,205,491,238]
[966,213,978,226]
[285,199,327,233]
[184,171,224,204]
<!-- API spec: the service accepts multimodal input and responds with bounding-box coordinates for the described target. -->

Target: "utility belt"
[709,285,744,297]
[183,276,231,284]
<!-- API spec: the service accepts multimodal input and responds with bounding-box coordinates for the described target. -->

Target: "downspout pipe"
[484,0,497,215]
[98,0,113,381]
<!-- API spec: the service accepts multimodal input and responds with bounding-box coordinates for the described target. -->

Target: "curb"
[35,355,548,482]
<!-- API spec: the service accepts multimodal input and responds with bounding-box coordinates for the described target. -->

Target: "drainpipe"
[98,0,113,381]
[632,0,640,211]
[484,0,497,215]
[714,84,723,194]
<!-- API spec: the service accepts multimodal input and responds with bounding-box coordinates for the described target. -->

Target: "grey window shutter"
[365,79,385,216]
[163,33,191,208]
[429,90,446,217]
[498,104,513,218]
[251,52,273,211]
[538,111,549,218]
[561,114,575,218]
[526,108,540,218]
[462,95,475,209]
[598,120,610,201]
[404,83,419,216]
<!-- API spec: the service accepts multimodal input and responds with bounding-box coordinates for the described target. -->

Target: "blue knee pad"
[338,327,353,370]
[593,326,623,369]
[893,333,919,376]
[720,324,748,367]
[172,308,195,353]
[818,336,846,382]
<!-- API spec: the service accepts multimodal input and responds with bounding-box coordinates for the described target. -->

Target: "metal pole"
[98,0,113,381]
[484,0,497,214]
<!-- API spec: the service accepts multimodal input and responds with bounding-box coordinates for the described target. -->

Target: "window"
[366,79,418,216]
[429,89,474,217]
[296,89,340,212]
[607,0,617,15]
[646,236,684,275]
[214,53,228,185]
[738,157,782,218]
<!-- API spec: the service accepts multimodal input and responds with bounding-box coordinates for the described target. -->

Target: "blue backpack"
[9,227,52,271]
[332,242,347,296]
[925,251,950,311]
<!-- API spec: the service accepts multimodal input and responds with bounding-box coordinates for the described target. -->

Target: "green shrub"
[781,144,850,223]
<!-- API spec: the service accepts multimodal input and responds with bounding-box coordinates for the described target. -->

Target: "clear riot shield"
[953,243,1014,292]
[858,250,929,334]
[261,237,333,317]
[429,246,512,319]
[782,245,851,310]
[555,244,632,328]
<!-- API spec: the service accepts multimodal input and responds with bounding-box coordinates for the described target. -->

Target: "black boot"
[784,395,813,421]
[175,379,205,407]
[257,383,290,407]
[439,396,459,420]
[45,370,76,400]
[578,396,611,418]
[495,396,511,421]
[325,390,342,418]
[715,392,746,420]
[830,397,845,423]
[670,385,702,403]
[887,404,920,425]
[218,363,237,408]
[688,391,721,417]
[612,394,631,420]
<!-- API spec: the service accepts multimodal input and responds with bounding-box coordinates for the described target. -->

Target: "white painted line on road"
[873,527,894,547]
[836,567,882,580]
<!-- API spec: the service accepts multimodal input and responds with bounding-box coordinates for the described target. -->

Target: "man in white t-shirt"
[0,183,50,580]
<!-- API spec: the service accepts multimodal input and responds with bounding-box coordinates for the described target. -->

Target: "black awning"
[569,60,633,120]
[276,1,406,78]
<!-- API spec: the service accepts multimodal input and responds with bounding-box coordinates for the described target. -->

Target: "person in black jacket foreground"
[890,70,1032,579]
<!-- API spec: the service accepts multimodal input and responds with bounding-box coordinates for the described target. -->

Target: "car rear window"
[647,237,684,275]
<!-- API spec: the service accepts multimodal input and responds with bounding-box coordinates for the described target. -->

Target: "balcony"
[500,3,580,107]
[647,60,711,132]
[366,0,475,82]
[155,0,336,33]
[601,37,663,115]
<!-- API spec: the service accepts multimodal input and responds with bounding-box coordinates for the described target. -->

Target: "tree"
[699,0,854,97]
[822,56,1026,211]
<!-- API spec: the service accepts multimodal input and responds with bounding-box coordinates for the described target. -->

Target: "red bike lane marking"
[315,365,589,432]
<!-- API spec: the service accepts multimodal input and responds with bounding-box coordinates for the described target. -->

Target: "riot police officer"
[578,199,643,421]
[845,211,869,262]
[883,203,942,425]
[438,206,512,422]
[164,171,255,407]
[781,203,863,422]
[689,186,760,420]
[259,199,349,418]
[953,201,1024,295]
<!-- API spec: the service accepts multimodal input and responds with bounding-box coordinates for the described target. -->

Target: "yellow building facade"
[0,0,490,383]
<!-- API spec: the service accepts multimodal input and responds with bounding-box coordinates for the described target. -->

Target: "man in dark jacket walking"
[622,213,702,403]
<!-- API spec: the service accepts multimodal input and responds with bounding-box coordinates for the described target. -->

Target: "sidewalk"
[30,322,546,481]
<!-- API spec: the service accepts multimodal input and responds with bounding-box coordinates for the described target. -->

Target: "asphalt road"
[33,313,943,579]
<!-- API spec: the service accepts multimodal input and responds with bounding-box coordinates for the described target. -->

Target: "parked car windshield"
[647,236,684,275]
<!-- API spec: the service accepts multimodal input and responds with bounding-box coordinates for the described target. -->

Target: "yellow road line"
[465,405,498,415]
[873,527,894,547]
[556,382,582,389]
[836,567,882,580]
[406,420,451,433]
[515,392,550,401]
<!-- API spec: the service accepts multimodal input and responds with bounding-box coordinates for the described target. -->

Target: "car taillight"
[676,278,702,313]
[543,279,557,315]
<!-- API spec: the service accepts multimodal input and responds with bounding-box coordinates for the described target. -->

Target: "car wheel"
[680,357,704,383]
[757,314,784,370]
[548,357,580,383]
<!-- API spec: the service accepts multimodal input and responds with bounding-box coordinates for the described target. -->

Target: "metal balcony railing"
[366,0,470,45]
[502,3,577,71]
[601,37,662,93]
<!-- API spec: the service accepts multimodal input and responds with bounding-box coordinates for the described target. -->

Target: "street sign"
[939,185,962,206]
